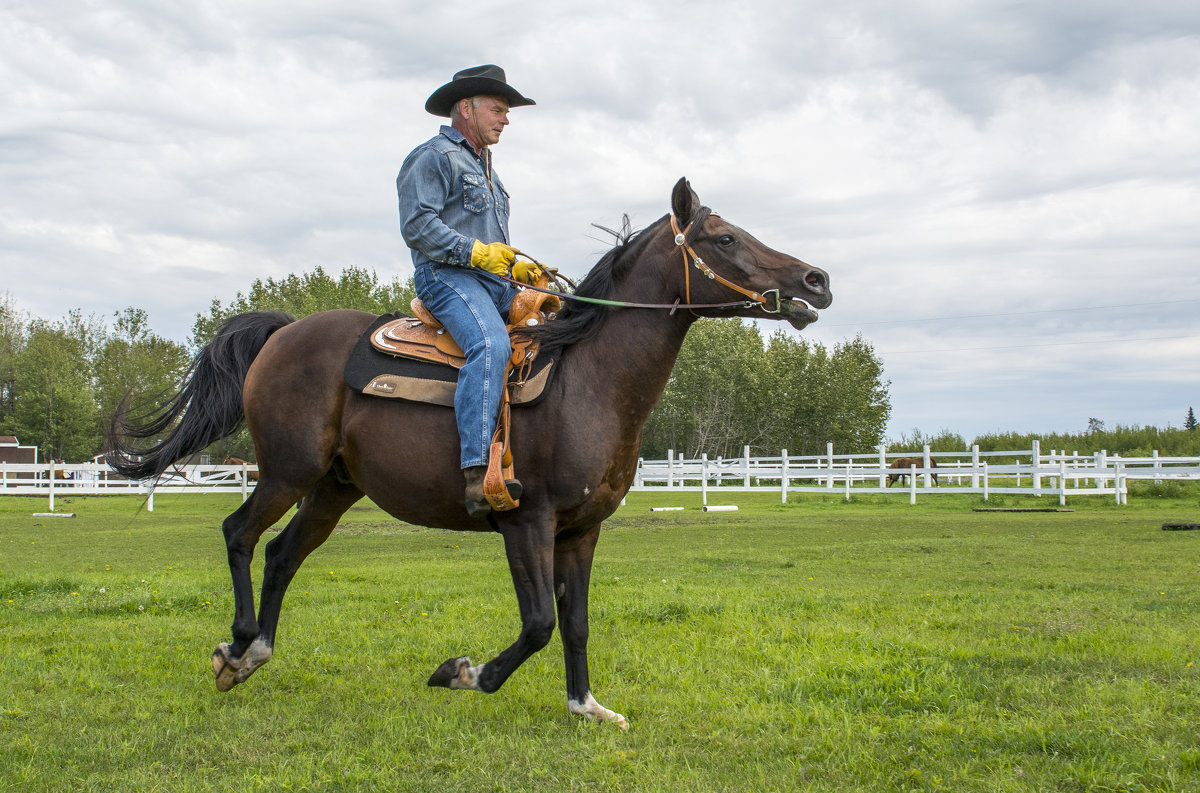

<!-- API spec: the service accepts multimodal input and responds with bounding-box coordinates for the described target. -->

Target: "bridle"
[502,209,785,314]
[669,211,783,314]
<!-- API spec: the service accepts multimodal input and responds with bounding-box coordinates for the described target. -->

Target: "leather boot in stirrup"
[463,466,491,518]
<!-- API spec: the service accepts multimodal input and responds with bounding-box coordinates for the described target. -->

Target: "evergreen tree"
[1186,407,1197,432]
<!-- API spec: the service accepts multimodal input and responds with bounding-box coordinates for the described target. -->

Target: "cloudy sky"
[3,0,1198,442]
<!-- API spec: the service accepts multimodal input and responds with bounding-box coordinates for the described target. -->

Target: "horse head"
[669,178,831,330]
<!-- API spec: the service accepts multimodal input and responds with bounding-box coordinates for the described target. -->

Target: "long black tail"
[106,311,296,480]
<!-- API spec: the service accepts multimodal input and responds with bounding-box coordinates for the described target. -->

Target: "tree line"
[0,295,190,462]
[888,421,1200,459]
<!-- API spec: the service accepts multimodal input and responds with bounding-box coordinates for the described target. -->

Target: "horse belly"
[340,397,483,531]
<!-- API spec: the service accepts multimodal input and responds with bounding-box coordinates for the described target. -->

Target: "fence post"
[1059,460,1067,506]
[701,453,708,506]
[971,445,980,488]
[48,459,55,512]
[909,462,917,505]
[1032,439,1042,496]
[982,462,989,501]
[780,448,789,504]
[240,462,249,502]
[743,445,751,488]
[877,444,887,489]
[826,442,835,490]
[667,449,674,490]
[845,463,852,501]
[922,444,932,488]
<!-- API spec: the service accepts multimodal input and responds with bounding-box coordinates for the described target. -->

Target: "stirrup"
[483,440,521,511]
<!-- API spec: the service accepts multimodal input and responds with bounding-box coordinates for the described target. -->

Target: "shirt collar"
[439,125,486,157]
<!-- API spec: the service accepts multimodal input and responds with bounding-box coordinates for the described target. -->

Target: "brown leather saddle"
[344,281,561,512]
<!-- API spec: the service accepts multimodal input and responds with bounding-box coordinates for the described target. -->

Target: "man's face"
[464,96,510,146]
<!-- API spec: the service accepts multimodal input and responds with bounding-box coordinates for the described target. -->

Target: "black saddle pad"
[344,312,557,407]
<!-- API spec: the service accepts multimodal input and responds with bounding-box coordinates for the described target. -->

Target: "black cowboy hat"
[424,64,536,117]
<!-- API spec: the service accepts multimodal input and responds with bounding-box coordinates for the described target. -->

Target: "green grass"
[2,489,1199,792]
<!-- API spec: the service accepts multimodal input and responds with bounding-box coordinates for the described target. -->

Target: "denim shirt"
[396,125,511,269]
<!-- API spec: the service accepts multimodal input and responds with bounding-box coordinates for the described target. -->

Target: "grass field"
[2,489,1199,792]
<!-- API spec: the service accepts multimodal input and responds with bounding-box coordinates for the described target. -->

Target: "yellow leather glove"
[511,260,545,286]
[470,240,517,275]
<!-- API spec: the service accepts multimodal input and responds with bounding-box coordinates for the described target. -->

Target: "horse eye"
[717,234,736,247]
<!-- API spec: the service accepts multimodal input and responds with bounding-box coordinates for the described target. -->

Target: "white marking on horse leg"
[568,692,629,730]
[211,638,274,691]
[448,657,484,691]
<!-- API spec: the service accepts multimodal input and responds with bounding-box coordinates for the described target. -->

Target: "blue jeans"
[414,264,517,469]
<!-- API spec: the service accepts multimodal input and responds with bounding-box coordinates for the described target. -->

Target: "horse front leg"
[427,516,557,696]
[556,525,627,729]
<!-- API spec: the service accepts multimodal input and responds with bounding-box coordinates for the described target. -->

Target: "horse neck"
[562,237,696,419]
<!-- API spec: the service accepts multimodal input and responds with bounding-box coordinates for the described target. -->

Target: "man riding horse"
[396,65,543,518]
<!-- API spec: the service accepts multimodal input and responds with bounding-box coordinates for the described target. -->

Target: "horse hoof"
[212,643,241,692]
[427,656,481,690]
[211,639,273,691]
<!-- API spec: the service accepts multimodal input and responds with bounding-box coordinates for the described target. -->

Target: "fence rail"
[1,461,257,511]
[5,440,1199,510]
[630,442,1200,505]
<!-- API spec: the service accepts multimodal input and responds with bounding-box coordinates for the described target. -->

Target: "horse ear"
[671,177,699,222]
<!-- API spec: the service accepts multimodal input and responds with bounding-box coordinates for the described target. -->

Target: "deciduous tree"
[2,320,99,461]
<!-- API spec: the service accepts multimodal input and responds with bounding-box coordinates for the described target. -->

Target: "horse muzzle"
[780,265,832,330]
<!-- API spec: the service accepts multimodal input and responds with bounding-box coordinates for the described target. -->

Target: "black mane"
[515,214,667,355]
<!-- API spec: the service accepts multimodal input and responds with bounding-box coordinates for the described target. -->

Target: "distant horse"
[52,460,71,480]
[887,457,938,487]
[223,456,259,482]
[107,179,832,729]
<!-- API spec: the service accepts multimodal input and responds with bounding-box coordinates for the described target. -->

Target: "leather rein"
[501,209,783,314]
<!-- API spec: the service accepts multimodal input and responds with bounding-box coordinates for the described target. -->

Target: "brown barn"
[0,435,38,481]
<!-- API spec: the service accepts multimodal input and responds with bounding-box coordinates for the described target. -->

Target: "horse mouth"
[781,298,819,329]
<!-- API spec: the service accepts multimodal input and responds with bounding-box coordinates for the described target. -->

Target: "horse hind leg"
[212,473,362,691]
[212,482,301,691]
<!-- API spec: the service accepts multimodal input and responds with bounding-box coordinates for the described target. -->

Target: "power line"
[881,333,1200,355]
[819,298,1200,328]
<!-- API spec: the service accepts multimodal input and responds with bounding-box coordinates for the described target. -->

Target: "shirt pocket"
[462,173,490,214]
[496,185,510,219]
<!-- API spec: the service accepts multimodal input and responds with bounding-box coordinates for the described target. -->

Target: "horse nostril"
[805,269,829,293]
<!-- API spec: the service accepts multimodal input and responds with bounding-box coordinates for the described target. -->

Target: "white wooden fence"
[630,441,1200,506]
[5,441,1199,510]
[1,460,258,511]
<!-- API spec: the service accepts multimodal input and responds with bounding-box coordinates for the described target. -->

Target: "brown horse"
[107,179,832,729]
[223,456,259,482]
[887,457,938,487]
